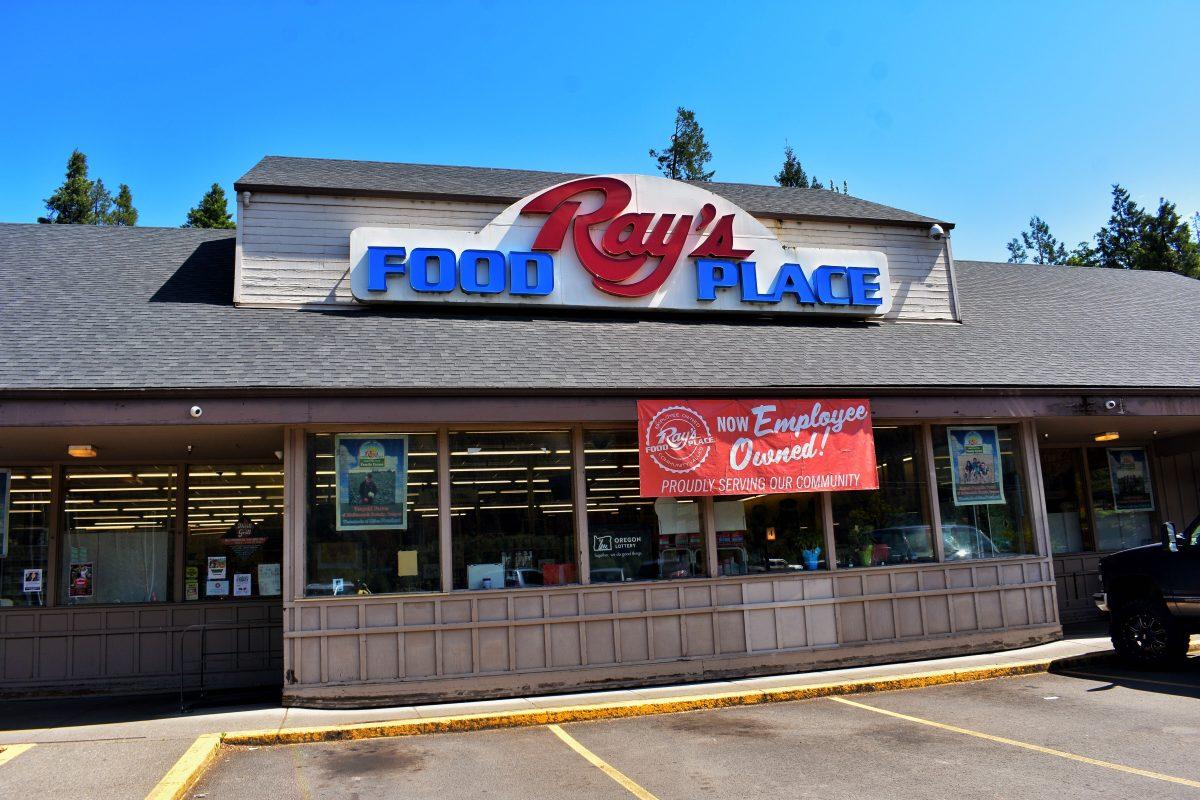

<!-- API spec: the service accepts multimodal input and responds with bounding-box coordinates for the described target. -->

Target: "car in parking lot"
[1096,513,1200,665]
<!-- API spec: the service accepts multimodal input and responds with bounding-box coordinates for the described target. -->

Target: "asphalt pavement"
[190,656,1200,800]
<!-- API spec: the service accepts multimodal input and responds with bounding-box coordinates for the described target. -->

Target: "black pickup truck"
[1096,514,1200,666]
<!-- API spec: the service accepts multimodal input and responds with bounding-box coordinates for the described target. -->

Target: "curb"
[145,733,221,800]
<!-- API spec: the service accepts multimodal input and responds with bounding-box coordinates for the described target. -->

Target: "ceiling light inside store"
[67,444,98,458]
[1093,431,1120,442]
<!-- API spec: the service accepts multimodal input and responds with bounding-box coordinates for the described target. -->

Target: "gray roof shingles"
[235,156,949,227]
[1,222,1197,394]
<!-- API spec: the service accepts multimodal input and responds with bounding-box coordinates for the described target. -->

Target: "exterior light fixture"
[1093,431,1120,442]
[67,444,98,458]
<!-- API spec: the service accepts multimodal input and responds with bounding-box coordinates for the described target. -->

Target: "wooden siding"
[236,192,959,321]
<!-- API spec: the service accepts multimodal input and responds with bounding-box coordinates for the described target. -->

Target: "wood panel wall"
[235,193,959,321]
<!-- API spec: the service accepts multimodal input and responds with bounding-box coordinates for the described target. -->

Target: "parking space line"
[144,734,222,800]
[829,696,1200,789]
[1056,670,1200,691]
[0,743,35,766]
[546,724,660,800]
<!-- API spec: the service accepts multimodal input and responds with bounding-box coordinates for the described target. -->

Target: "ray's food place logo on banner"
[637,399,879,497]
[349,175,892,316]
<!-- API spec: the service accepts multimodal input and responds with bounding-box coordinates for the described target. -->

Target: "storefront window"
[1087,448,1155,551]
[584,430,703,582]
[450,430,576,589]
[185,466,284,601]
[716,493,824,575]
[306,433,441,596]
[832,426,932,568]
[62,466,176,604]
[1040,448,1092,554]
[1,468,52,607]
[933,424,1036,560]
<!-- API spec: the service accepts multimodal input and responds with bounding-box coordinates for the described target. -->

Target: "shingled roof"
[235,156,950,228]
[1,223,1197,394]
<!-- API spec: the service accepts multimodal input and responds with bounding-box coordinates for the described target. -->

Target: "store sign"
[350,174,892,316]
[637,399,878,497]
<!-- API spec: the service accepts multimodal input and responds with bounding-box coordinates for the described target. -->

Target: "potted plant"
[847,528,875,567]
[798,531,822,570]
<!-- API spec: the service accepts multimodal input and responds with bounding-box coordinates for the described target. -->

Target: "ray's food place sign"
[349,174,892,316]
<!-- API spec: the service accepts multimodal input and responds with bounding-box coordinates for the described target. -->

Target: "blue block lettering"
[847,267,883,306]
[695,259,739,301]
[509,252,554,296]
[459,249,506,294]
[812,265,851,305]
[409,248,457,293]
[767,263,817,304]
[738,261,777,303]
[366,246,407,292]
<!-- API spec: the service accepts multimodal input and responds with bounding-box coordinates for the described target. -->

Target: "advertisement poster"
[1107,448,1154,511]
[23,568,43,593]
[69,562,93,598]
[221,518,267,559]
[0,468,9,558]
[258,563,281,596]
[335,435,409,531]
[185,581,199,601]
[947,427,1006,506]
[206,579,229,596]
[233,573,252,597]
[637,399,878,498]
[207,556,227,580]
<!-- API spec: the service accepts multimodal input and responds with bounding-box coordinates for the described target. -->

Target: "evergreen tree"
[1006,216,1068,264]
[774,145,809,188]
[1135,198,1200,277]
[1093,184,1145,271]
[649,107,715,181]
[89,178,113,225]
[38,150,95,224]
[1066,241,1096,267]
[843,180,848,195]
[183,183,236,229]
[109,184,138,226]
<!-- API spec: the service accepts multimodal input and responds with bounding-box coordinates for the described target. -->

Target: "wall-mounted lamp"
[1093,431,1120,442]
[67,444,98,458]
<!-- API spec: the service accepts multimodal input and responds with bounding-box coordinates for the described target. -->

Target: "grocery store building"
[0,156,1197,707]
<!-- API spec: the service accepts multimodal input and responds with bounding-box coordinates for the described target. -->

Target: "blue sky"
[3,1,1197,260]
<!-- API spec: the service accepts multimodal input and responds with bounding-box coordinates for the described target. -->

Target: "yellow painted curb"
[221,656,1066,747]
[0,742,35,767]
[144,733,221,800]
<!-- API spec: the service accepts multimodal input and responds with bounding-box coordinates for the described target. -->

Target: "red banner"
[637,399,878,497]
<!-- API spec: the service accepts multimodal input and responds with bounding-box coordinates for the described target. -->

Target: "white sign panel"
[350,174,891,317]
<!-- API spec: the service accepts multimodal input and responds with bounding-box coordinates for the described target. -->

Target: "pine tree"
[649,107,715,181]
[1093,185,1145,271]
[774,145,809,188]
[1136,198,1200,277]
[1006,217,1068,264]
[89,178,113,225]
[109,184,138,226]
[38,150,95,224]
[183,183,236,229]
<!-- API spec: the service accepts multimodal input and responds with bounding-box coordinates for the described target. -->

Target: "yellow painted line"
[0,743,35,766]
[144,733,222,800]
[829,696,1200,789]
[1058,670,1200,691]
[221,656,1080,747]
[547,724,660,800]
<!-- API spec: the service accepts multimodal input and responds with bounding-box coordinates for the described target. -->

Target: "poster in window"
[69,562,93,598]
[257,563,281,596]
[233,573,252,597]
[23,568,43,593]
[207,579,229,596]
[0,468,9,558]
[947,427,1006,506]
[335,434,408,531]
[207,556,227,579]
[1107,448,1154,512]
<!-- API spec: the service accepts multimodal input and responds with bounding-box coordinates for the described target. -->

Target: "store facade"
[0,157,1197,706]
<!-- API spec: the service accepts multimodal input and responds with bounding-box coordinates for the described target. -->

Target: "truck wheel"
[1110,599,1189,667]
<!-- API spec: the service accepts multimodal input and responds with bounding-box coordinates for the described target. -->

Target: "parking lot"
[187,657,1200,800]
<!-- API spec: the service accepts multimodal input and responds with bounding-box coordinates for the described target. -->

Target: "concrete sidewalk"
[0,632,1115,747]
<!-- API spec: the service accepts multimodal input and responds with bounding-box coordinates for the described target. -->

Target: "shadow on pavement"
[1050,654,1200,700]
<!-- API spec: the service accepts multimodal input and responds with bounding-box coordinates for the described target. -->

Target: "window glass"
[306,433,441,596]
[450,431,575,589]
[584,430,703,582]
[1087,448,1155,551]
[832,426,932,567]
[62,466,176,604]
[933,424,1036,560]
[716,493,824,575]
[185,466,284,601]
[1039,448,1092,554]
[1,468,52,607]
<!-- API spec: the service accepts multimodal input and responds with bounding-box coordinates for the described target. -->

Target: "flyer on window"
[207,556,227,579]
[0,468,10,558]
[23,568,43,593]
[335,434,408,531]
[947,426,1006,506]
[233,573,252,597]
[1107,447,1154,512]
[69,562,93,598]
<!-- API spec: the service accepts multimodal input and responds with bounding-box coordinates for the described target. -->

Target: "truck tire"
[1110,599,1189,667]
